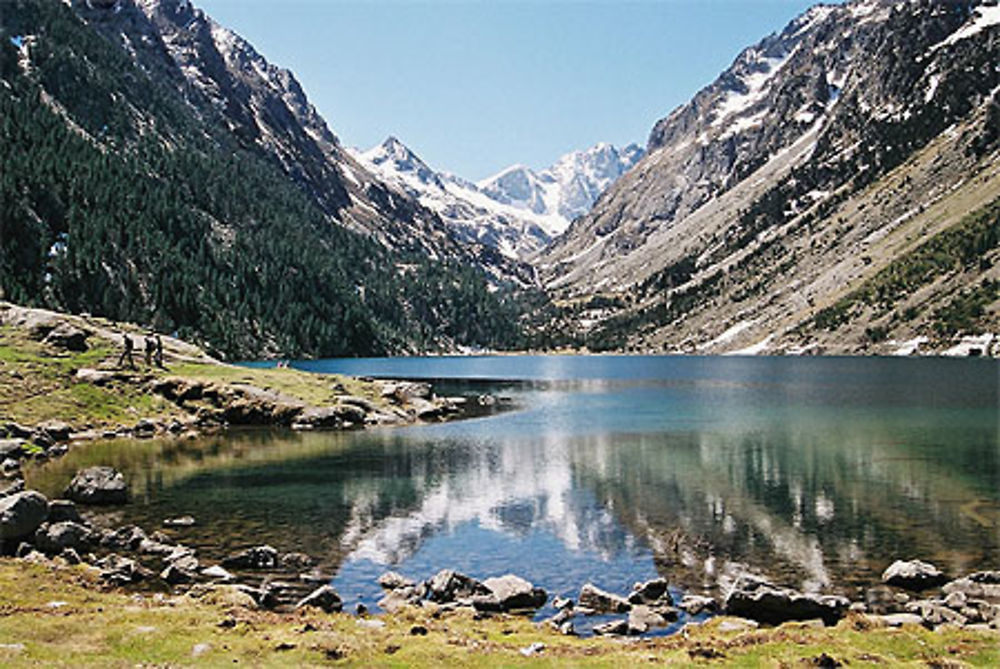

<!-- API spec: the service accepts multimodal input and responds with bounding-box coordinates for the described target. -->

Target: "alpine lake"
[24,355,1000,636]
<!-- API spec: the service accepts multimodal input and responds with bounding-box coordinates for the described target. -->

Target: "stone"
[34,521,91,554]
[944,591,968,610]
[102,525,147,551]
[2,459,21,477]
[221,545,278,570]
[378,571,416,590]
[163,516,195,528]
[552,596,574,610]
[482,574,547,611]
[36,420,73,443]
[519,642,545,657]
[161,563,196,585]
[65,466,128,505]
[427,569,490,603]
[906,600,967,627]
[630,577,671,605]
[0,439,26,461]
[75,368,115,385]
[295,585,343,613]
[377,590,416,613]
[202,565,235,581]
[942,571,1000,604]
[628,605,669,634]
[592,619,629,636]
[0,478,25,498]
[724,576,849,626]
[279,552,313,569]
[60,547,82,565]
[679,594,719,616]
[97,554,151,585]
[716,618,760,633]
[43,323,88,351]
[579,583,631,613]
[882,559,948,592]
[0,490,49,541]
[46,499,82,524]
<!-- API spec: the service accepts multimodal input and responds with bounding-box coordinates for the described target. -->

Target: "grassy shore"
[0,560,997,667]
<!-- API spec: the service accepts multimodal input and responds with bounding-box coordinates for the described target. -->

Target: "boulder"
[44,498,80,523]
[629,577,671,605]
[378,571,415,590]
[906,600,967,627]
[36,421,73,443]
[65,466,128,505]
[679,595,719,616]
[482,574,547,611]
[0,439,26,461]
[882,560,948,591]
[579,583,631,613]
[2,423,32,439]
[34,521,91,554]
[279,552,313,569]
[0,491,49,541]
[96,554,151,585]
[427,569,490,603]
[295,585,342,613]
[724,576,849,626]
[942,571,1000,604]
[628,605,671,634]
[101,525,147,551]
[161,563,196,585]
[377,588,421,613]
[221,545,278,570]
[202,565,236,581]
[42,323,89,351]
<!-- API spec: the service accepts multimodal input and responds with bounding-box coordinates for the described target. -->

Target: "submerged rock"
[882,560,948,592]
[65,466,128,505]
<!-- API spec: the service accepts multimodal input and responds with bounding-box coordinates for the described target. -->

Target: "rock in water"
[482,574,547,611]
[629,577,671,605]
[377,571,415,590]
[579,583,631,613]
[426,569,490,603]
[65,467,128,505]
[0,491,49,540]
[295,585,343,613]
[882,560,948,591]
[221,545,278,570]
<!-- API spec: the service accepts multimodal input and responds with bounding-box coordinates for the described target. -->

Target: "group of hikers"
[116,331,165,371]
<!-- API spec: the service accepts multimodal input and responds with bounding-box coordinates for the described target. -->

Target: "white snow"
[712,51,793,128]
[890,336,928,356]
[698,320,755,351]
[723,334,775,356]
[924,73,941,103]
[941,333,995,357]
[930,5,1000,52]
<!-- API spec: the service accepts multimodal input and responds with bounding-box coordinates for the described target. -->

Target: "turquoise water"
[29,355,1000,631]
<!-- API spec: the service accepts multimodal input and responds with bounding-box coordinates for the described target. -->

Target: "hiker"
[154,334,164,369]
[144,334,155,366]
[117,333,136,370]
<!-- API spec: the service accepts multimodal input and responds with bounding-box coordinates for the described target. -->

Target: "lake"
[26,355,1000,634]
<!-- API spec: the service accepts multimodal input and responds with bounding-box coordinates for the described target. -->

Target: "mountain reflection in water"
[27,356,999,614]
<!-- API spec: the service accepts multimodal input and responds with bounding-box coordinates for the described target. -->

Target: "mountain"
[478,143,645,236]
[0,0,528,357]
[352,138,643,263]
[540,0,1000,356]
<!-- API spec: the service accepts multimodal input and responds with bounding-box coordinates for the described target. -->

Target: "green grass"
[0,561,996,667]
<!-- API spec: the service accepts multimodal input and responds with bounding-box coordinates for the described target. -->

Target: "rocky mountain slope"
[352,138,642,261]
[1,0,528,357]
[539,0,1000,356]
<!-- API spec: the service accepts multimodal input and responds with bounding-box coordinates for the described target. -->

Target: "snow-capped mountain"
[352,138,643,260]
[479,143,644,229]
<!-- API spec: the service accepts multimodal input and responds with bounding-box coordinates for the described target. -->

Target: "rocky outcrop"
[65,467,129,505]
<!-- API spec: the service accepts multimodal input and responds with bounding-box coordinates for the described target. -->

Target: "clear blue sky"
[195,1,832,180]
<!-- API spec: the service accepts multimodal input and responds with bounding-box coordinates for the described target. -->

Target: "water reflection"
[25,356,1000,607]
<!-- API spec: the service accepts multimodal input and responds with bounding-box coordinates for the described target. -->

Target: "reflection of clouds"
[340,431,629,565]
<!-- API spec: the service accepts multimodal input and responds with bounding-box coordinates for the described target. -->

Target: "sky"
[195,0,833,181]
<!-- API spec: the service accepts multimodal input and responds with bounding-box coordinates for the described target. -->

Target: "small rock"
[163,516,195,528]
[427,569,490,603]
[592,619,629,636]
[558,620,576,636]
[65,466,128,505]
[552,596,574,610]
[679,594,719,615]
[60,547,82,565]
[716,618,760,633]
[0,439,26,461]
[221,545,278,570]
[355,602,368,616]
[279,552,313,569]
[201,565,235,581]
[0,478,25,498]
[519,642,545,657]
[46,499,82,524]
[882,559,948,592]
[409,625,428,636]
[356,618,385,629]
[378,570,415,590]
[630,577,671,605]
[295,585,343,614]
[161,563,196,585]
[579,583,631,613]
[191,643,211,658]
[877,612,924,628]
[34,521,91,554]
[102,525,147,551]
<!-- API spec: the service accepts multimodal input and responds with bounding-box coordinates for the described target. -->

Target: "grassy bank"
[0,561,997,667]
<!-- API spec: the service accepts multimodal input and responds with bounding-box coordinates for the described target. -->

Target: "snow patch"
[890,336,928,357]
[930,5,1000,52]
[698,320,755,351]
[723,334,774,356]
[941,333,995,357]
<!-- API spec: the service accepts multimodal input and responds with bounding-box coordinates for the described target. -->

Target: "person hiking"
[117,333,136,370]
[144,334,155,367]
[154,334,165,369]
